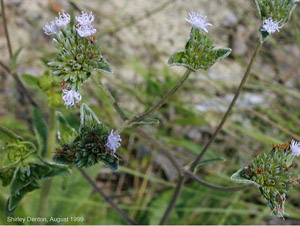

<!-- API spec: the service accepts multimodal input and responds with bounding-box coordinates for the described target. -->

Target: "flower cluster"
[185,12,212,33]
[75,11,97,37]
[62,89,82,107]
[261,17,283,34]
[105,130,122,153]
[290,140,300,156]
[43,11,71,35]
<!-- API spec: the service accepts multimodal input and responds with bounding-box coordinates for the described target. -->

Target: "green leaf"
[168,28,231,71]
[21,74,40,92]
[38,157,71,179]
[33,108,48,157]
[96,56,113,74]
[56,111,77,145]
[230,168,259,187]
[0,125,24,143]
[0,165,18,187]
[7,179,40,214]
[79,104,103,134]
[193,157,225,173]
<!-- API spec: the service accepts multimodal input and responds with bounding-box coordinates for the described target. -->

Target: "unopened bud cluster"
[232,141,300,218]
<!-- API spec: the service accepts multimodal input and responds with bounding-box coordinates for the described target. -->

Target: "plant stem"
[77,166,138,225]
[37,107,56,218]
[97,80,128,121]
[116,69,191,134]
[191,41,262,170]
[159,41,263,224]
[1,0,12,58]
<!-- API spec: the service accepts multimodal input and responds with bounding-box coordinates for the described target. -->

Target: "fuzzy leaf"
[79,104,103,134]
[0,125,24,144]
[230,167,259,186]
[33,108,48,157]
[56,111,77,145]
[7,179,40,214]
[96,56,113,74]
[21,74,41,92]
[168,28,231,71]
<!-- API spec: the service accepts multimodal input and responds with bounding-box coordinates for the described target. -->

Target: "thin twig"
[76,166,138,225]
[1,0,12,58]
[160,41,263,224]
[116,69,191,134]
[191,41,263,170]
[159,176,185,225]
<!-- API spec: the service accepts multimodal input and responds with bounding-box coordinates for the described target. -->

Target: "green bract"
[231,142,297,218]
[254,0,298,40]
[53,104,119,170]
[168,28,231,71]
[48,26,112,91]
[0,126,70,215]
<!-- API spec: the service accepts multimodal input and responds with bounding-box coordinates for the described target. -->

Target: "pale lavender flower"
[62,89,82,107]
[76,24,97,37]
[43,21,59,35]
[261,17,283,34]
[76,11,95,26]
[290,140,300,157]
[55,11,71,27]
[106,129,122,153]
[185,12,212,33]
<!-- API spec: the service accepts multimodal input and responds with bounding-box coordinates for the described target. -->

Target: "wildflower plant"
[0,0,299,223]
[53,104,119,170]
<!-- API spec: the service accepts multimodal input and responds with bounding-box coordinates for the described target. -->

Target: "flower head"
[261,17,283,34]
[290,140,300,157]
[76,11,95,26]
[106,130,122,153]
[62,89,82,107]
[43,21,59,35]
[185,12,212,33]
[76,24,97,37]
[55,11,71,27]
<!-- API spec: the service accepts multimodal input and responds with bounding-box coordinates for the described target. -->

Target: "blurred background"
[0,0,300,224]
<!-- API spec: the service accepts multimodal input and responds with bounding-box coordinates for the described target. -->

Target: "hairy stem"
[37,107,56,218]
[159,41,263,224]
[116,69,191,134]
[98,80,129,121]
[77,167,138,225]
[1,0,12,58]
[191,41,262,170]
